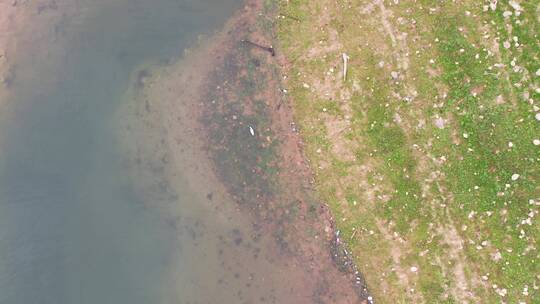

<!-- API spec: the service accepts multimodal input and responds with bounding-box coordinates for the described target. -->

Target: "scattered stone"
[511,174,520,181]
[434,117,446,129]
[491,251,502,262]
[509,0,522,12]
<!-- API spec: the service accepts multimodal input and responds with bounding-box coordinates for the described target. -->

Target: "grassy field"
[275,0,539,302]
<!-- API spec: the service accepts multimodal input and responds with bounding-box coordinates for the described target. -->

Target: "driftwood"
[241,40,276,56]
[342,53,350,81]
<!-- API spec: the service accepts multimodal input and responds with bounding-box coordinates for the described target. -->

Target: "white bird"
[249,126,255,136]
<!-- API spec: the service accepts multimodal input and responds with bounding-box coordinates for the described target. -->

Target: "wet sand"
[131,1,370,302]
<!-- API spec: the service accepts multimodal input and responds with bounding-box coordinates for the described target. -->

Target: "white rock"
[535,113,540,121]
[410,266,418,273]
[508,141,513,148]
[509,0,521,11]
[491,251,502,261]
[511,174,520,181]
[536,69,540,76]
[434,117,446,129]
[463,133,469,139]
[533,139,540,146]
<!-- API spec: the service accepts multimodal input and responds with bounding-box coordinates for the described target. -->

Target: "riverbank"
[133,0,371,302]
[276,0,539,303]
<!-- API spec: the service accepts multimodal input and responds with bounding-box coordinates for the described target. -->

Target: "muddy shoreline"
[136,0,372,302]
[1,0,372,302]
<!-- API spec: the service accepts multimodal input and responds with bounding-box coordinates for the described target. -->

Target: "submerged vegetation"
[201,42,280,209]
[276,0,539,302]
[192,2,374,301]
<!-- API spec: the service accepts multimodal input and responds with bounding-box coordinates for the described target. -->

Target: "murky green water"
[0,1,243,303]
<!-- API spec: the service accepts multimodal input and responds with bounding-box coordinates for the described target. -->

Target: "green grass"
[276,0,539,302]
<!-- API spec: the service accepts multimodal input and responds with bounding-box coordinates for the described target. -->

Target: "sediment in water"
[133,0,373,302]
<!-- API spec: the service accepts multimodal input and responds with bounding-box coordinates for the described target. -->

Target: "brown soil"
[144,0,372,302]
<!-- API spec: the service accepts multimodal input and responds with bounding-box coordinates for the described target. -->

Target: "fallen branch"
[241,40,275,56]
[342,53,350,81]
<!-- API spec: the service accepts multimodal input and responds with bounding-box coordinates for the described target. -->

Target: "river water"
[0,1,265,303]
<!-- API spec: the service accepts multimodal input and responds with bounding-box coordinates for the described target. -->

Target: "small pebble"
[511,174,520,181]
[533,139,540,146]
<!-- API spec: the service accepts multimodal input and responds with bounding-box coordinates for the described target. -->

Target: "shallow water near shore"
[0,1,255,303]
